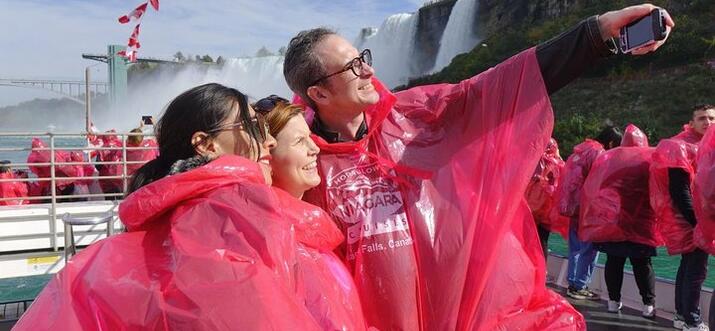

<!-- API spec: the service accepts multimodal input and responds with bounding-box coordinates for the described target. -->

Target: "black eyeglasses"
[310,49,372,86]
[205,115,270,143]
[253,95,289,114]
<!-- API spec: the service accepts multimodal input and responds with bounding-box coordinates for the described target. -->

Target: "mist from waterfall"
[358,13,419,88]
[432,0,481,72]
[102,56,290,131]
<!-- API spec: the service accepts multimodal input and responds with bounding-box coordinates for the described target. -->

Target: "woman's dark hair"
[594,125,623,150]
[127,83,261,195]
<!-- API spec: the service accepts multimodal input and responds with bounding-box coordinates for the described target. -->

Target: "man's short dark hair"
[283,27,336,109]
[693,104,715,114]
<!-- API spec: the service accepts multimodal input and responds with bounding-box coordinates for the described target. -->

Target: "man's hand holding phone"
[598,4,674,55]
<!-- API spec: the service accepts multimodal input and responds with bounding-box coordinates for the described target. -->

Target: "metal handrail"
[0,131,157,250]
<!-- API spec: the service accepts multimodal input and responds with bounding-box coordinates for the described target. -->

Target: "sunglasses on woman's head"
[253,95,289,114]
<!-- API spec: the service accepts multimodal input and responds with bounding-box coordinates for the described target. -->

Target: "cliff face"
[414,0,457,73]
[476,0,589,36]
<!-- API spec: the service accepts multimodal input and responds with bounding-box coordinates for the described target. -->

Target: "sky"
[0,0,425,107]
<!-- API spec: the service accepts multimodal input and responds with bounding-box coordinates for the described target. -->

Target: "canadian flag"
[118,2,148,24]
[127,24,141,48]
[117,48,138,62]
[117,0,159,62]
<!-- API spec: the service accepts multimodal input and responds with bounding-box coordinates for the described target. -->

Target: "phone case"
[619,8,667,53]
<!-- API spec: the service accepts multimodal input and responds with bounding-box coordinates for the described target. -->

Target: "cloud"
[0,0,423,106]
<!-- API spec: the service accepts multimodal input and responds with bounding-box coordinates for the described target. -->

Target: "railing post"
[49,134,58,251]
[122,133,128,195]
[85,68,92,133]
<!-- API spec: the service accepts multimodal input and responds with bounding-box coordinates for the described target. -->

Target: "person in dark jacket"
[283,4,673,330]
[668,104,714,331]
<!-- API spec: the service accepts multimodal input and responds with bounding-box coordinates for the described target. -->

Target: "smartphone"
[619,9,667,54]
[142,115,154,125]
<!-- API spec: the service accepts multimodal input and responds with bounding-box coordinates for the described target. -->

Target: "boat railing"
[0,131,157,253]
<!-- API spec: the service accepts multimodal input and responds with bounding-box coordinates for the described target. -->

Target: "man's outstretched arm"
[536,4,674,95]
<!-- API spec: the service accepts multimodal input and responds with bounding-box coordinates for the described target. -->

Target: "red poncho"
[97,133,125,193]
[13,156,366,330]
[525,138,567,237]
[622,123,649,147]
[126,138,159,175]
[556,140,604,218]
[650,138,699,255]
[694,127,715,254]
[672,124,703,145]
[578,124,660,246]
[302,48,583,330]
[0,171,28,205]
[26,138,83,193]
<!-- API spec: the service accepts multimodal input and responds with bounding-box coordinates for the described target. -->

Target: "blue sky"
[0,0,425,106]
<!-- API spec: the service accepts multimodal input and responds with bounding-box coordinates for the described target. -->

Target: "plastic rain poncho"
[578,125,661,247]
[13,155,367,330]
[694,128,715,255]
[300,48,583,330]
[650,137,699,255]
[525,138,567,238]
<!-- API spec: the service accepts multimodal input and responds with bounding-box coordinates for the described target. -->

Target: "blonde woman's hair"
[263,102,305,137]
[127,128,143,146]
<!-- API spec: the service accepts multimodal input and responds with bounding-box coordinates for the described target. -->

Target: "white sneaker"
[607,300,622,313]
[682,322,709,331]
[642,304,655,318]
[674,315,685,329]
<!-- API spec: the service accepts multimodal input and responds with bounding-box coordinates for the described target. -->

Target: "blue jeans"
[675,248,709,326]
[567,217,599,290]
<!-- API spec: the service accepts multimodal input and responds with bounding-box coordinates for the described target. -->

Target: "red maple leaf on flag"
[118,2,148,24]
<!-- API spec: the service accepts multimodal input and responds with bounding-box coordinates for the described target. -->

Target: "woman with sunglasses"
[14,83,366,331]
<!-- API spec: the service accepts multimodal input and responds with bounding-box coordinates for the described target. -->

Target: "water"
[353,27,378,49]
[548,235,715,289]
[432,0,481,71]
[359,13,420,88]
[0,136,88,166]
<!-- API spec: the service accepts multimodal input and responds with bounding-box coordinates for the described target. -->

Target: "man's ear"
[307,85,330,107]
[191,131,218,158]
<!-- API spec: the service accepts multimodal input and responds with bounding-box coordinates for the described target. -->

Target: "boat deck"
[550,285,677,330]
[0,299,31,331]
[0,281,683,330]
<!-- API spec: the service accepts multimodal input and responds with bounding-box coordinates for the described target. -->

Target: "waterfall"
[432,0,480,72]
[114,1,476,130]
[354,27,378,50]
[359,13,419,88]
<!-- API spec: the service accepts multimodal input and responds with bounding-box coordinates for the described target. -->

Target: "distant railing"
[0,131,158,250]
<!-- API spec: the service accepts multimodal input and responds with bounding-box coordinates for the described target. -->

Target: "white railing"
[0,131,157,252]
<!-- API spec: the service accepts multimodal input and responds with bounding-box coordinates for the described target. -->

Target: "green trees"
[402,1,715,156]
